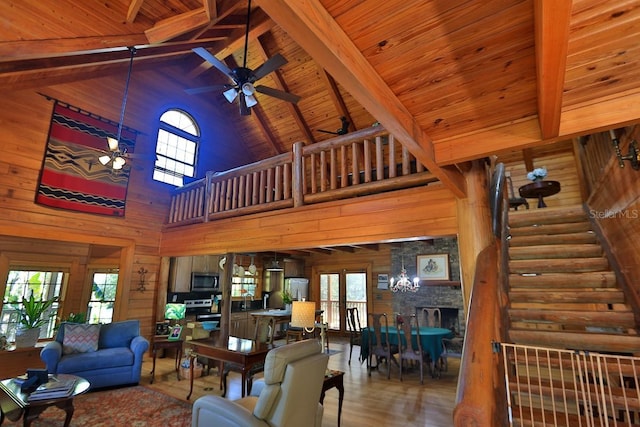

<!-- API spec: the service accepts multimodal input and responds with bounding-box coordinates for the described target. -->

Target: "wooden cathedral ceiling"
[2,0,640,198]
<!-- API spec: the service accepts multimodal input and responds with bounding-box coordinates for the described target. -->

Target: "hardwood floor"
[143,337,459,427]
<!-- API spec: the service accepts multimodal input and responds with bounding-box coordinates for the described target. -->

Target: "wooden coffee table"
[0,374,90,427]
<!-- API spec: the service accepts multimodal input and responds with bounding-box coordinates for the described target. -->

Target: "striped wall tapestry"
[35,101,137,217]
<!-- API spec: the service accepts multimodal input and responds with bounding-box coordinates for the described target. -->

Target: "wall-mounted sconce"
[137,267,148,292]
[610,129,640,170]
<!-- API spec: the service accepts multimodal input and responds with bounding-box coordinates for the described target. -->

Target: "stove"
[184,298,221,322]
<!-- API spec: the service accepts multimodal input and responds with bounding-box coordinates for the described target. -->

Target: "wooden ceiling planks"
[2,0,640,185]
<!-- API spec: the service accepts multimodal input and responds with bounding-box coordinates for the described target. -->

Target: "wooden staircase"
[504,205,640,426]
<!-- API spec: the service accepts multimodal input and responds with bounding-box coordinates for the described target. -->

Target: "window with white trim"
[153,109,199,187]
[87,271,118,324]
[1,269,63,342]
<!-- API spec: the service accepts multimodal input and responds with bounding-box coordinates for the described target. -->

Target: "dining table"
[361,326,453,374]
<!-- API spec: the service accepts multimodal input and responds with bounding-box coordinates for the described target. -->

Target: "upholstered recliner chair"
[192,339,329,427]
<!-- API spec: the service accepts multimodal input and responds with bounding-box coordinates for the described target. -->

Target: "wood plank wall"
[587,127,640,312]
[0,67,247,340]
[496,140,583,208]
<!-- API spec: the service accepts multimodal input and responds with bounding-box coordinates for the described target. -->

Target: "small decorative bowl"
[200,321,219,330]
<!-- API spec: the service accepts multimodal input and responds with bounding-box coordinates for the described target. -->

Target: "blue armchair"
[40,320,149,389]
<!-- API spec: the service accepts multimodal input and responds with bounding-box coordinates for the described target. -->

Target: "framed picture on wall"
[417,254,449,281]
[377,273,389,289]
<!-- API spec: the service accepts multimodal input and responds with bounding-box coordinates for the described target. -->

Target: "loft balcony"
[166,126,441,227]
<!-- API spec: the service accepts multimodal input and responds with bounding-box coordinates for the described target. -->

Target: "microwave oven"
[191,272,220,292]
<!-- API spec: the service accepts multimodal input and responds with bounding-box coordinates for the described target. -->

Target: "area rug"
[3,385,191,426]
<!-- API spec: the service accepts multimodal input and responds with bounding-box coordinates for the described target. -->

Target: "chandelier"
[389,260,420,293]
[99,47,136,170]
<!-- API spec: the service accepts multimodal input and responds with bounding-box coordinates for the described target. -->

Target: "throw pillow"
[62,323,101,355]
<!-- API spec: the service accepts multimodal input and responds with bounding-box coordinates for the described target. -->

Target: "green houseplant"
[13,294,59,348]
[282,290,293,310]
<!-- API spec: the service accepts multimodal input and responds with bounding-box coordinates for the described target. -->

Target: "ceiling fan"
[317,116,350,136]
[186,0,300,116]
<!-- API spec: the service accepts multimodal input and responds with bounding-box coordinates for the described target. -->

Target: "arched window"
[153,109,199,186]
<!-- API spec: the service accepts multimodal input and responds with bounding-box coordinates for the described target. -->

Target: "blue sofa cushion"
[98,319,139,349]
[57,347,134,373]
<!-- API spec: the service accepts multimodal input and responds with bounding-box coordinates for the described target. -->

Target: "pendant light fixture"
[266,252,283,272]
[99,46,136,170]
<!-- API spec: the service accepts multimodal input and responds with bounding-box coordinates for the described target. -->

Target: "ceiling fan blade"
[253,54,288,80]
[255,85,301,104]
[192,47,233,78]
[238,93,251,116]
[317,129,339,135]
[185,84,231,95]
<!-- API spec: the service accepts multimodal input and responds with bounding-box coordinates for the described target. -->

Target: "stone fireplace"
[390,239,465,335]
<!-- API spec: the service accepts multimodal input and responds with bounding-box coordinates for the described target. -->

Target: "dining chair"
[440,335,464,372]
[419,307,442,328]
[222,315,275,397]
[346,307,363,364]
[367,312,399,379]
[397,314,426,384]
[506,173,529,210]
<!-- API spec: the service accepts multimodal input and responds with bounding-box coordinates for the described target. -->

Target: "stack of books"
[27,376,77,401]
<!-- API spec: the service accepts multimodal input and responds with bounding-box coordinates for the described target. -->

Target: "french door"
[318,269,368,333]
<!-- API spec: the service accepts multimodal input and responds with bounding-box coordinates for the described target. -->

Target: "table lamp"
[291,300,316,333]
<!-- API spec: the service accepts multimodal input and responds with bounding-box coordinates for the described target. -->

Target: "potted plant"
[12,294,58,348]
[282,290,293,311]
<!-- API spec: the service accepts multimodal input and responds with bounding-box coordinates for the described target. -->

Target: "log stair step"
[508,231,598,247]
[509,205,588,228]
[508,308,636,329]
[509,221,592,237]
[509,271,617,288]
[510,406,640,427]
[509,257,609,274]
[509,288,625,304]
[508,351,640,377]
[509,244,602,260]
[508,330,640,354]
[508,377,640,412]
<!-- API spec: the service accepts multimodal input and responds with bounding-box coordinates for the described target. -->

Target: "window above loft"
[153,109,199,187]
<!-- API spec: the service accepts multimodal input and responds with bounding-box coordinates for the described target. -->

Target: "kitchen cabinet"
[284,258,305,278]
[192,255,219,273]
[170,256,193,292]
[230,312,250,339]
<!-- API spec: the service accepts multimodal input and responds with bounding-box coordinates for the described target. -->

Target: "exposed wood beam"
[0,35,149,60]
[256,0,466,198]
[331,246,355,253]
[522,148,535,172]
[145,8,211,44]
[126,0,145,24]
[434,89,640,164]
[256,37,315,144]
[318,68,355,132]
[534,0,572,139]
[187,10,275,79]
[203,0,217,21]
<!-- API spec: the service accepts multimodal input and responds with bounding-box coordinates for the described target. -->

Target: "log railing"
[167,126,439,226]
[453,163,510,426]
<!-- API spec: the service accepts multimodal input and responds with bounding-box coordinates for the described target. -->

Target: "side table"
[150,337,183,384]
[518,180,561,208]
[320,370,344,427]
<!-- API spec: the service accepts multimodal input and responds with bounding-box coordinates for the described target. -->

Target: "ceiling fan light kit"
[99,46,136,170]
[187,0,300,116]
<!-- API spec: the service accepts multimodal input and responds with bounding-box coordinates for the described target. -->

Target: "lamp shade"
[164,303,186,320]
[290,301,315,329]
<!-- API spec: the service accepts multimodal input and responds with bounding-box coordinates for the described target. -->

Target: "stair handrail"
[453,241,509,426]
[489,162,506,238]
